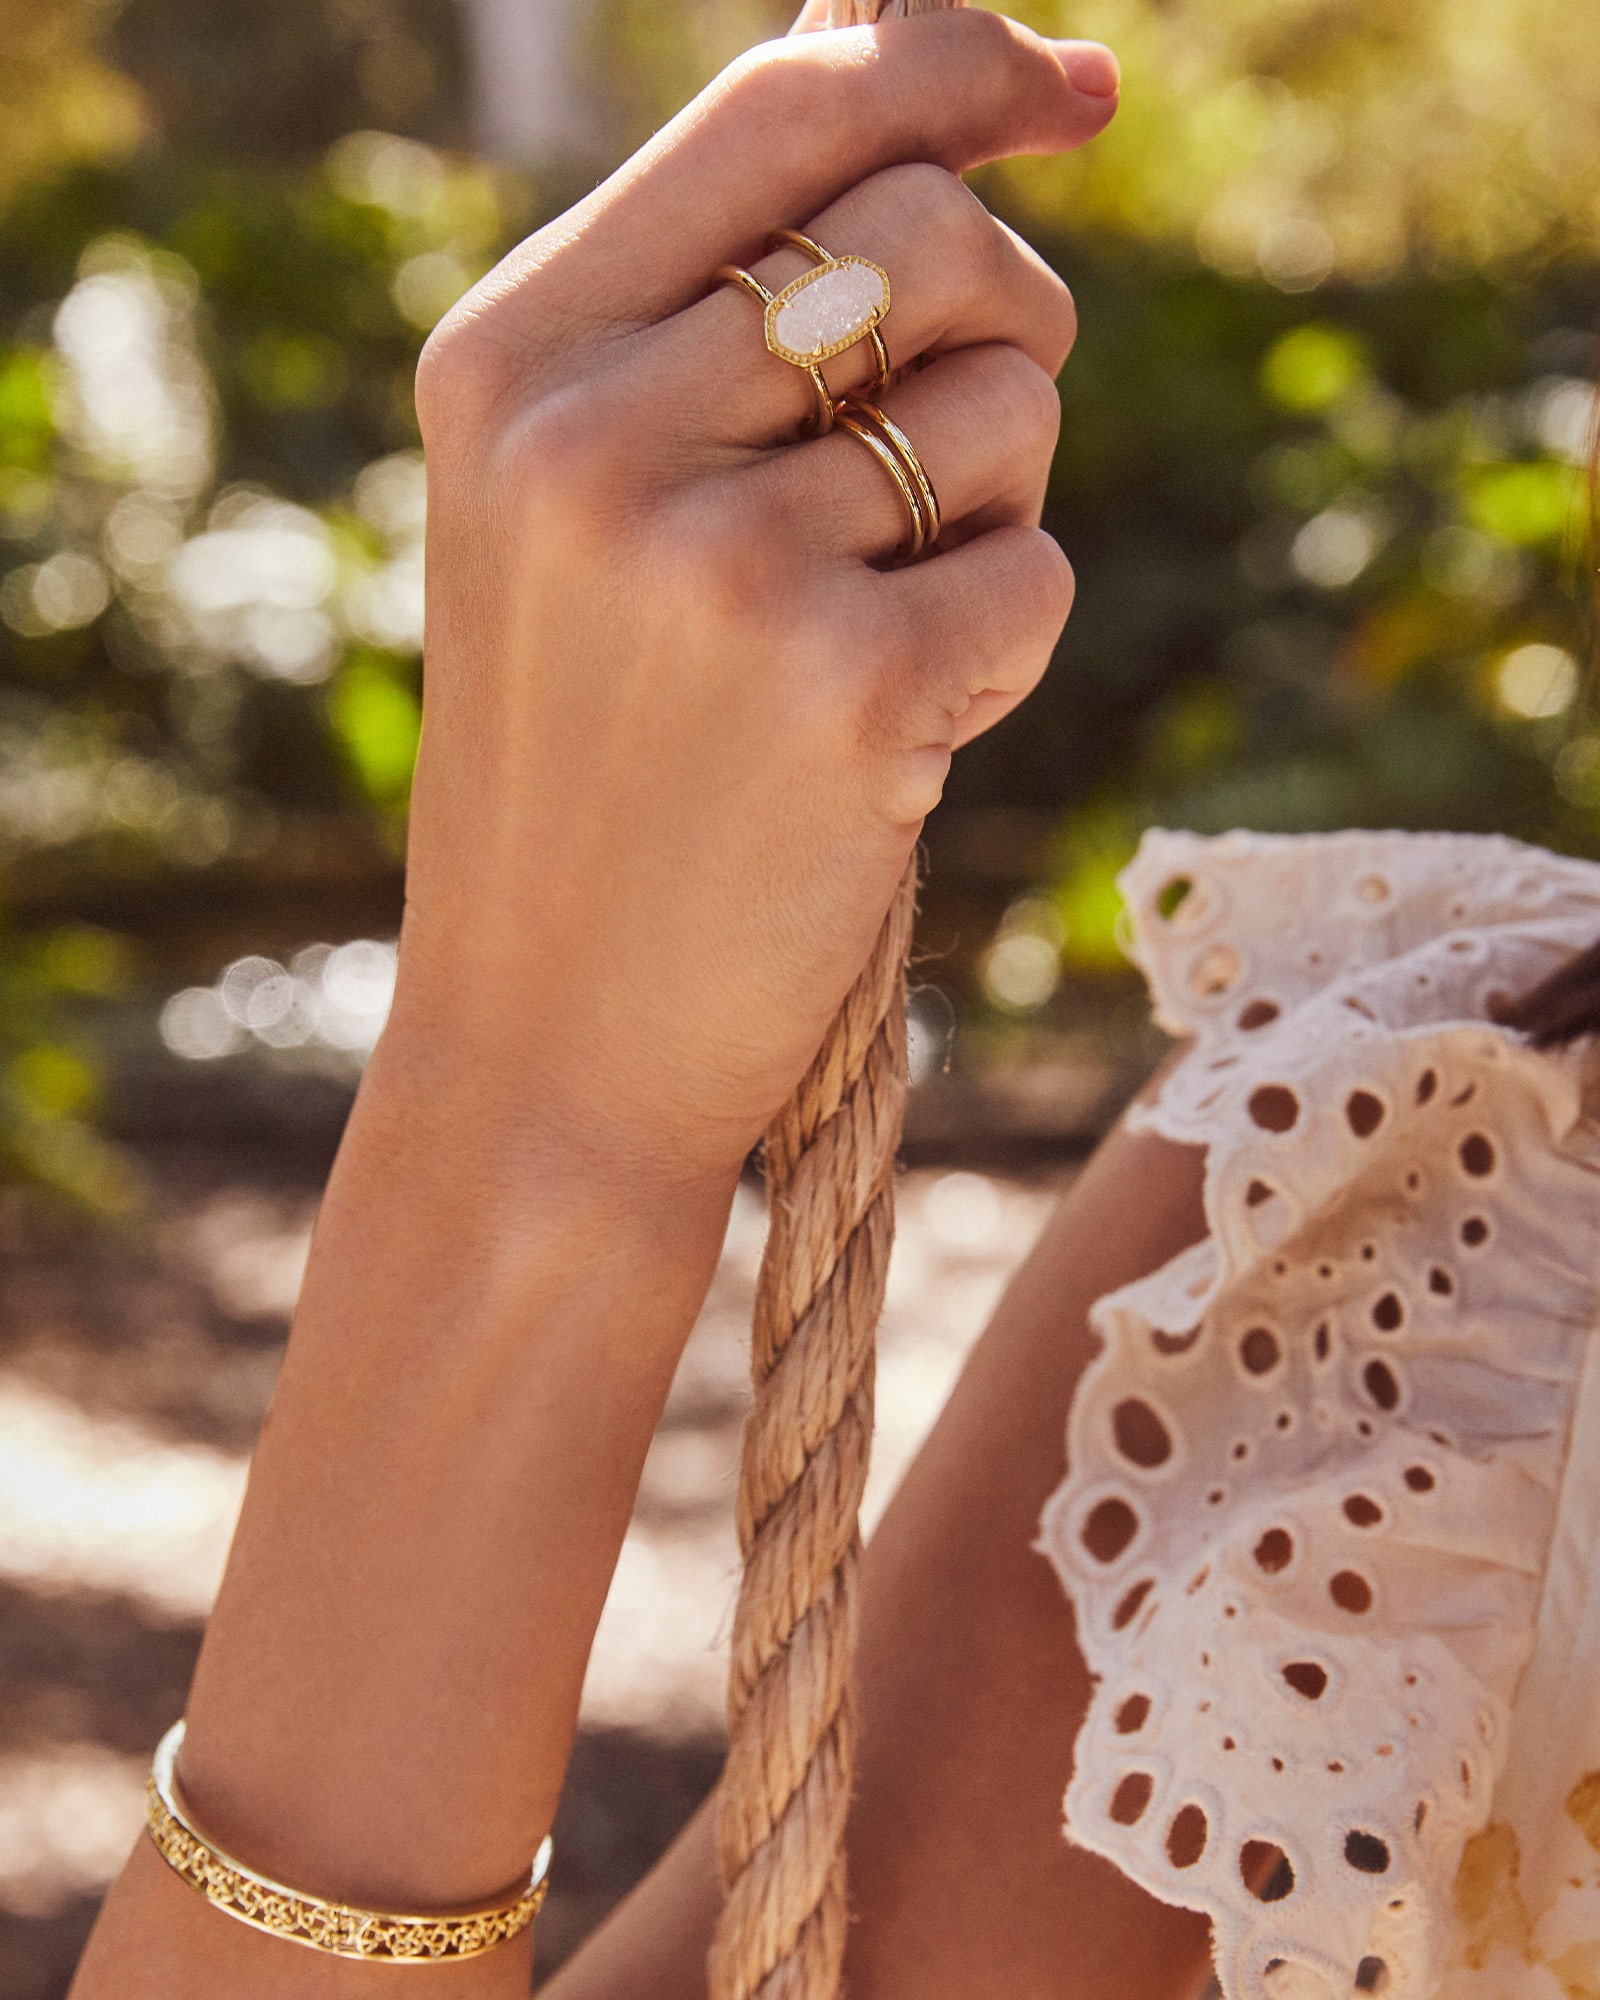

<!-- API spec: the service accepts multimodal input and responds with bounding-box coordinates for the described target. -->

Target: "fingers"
[475,12,1116,341]
[877,523,1074,767]
[752,342,1060,563]
[648,163,1075,449]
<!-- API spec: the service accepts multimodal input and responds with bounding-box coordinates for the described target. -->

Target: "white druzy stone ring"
[714,229,892,437]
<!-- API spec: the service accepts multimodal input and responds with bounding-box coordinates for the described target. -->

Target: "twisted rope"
[709,856,916,2000]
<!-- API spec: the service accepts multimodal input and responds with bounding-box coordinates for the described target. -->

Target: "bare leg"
[545,1109,1214,2000]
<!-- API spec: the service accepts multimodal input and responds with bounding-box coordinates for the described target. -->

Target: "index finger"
[473,11,1118,342]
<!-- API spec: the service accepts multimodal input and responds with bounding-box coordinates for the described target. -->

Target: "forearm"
[73,1013,736,1997]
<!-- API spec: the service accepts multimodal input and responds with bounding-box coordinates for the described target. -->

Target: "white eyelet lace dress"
[1041,829,1600,2000]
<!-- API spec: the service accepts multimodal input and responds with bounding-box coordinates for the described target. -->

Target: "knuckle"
[880,744,952,830]
[874,160,977,239]
[882,163,1011,287]
[495,379,630,532]
[936,6,1037,106]
[415,272,554,446]
[415,308,499,444]
[1017,351,1064,452]
[719,40,847,159]
[1048,273,1078,367]
[1015,528,1076,630]
[977,345,1062,455]
[966,199,1019,287]
[716,40,779,112]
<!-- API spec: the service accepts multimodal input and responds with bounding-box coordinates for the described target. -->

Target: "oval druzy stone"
[765,257,889,366]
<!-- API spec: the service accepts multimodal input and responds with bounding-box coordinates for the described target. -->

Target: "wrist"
[375,961,760,1212]
[329,1009,741,1355]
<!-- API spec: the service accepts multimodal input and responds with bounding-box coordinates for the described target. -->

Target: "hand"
[395,8,1118,1189]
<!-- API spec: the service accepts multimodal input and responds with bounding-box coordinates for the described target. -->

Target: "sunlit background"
[1,0,1598,1991]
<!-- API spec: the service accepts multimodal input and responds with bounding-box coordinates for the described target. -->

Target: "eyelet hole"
[1082,1497,1140,1563]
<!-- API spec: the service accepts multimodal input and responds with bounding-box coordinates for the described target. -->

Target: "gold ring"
[835,410,923,557]
[713,265,833,436]
[843,397,941,543]
[835,399,941,559]
[714,232,891,439]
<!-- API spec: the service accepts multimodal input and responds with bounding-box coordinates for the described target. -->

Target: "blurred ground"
[0,1103,1078,1997]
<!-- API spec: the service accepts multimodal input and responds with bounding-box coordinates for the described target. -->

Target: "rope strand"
[709,856,917,2000]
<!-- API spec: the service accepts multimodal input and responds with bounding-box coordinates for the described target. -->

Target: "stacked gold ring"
[835,398,942,559]
[715,230,892,437]
[715,229,939,559]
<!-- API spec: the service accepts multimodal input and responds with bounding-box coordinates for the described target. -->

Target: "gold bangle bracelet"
[144,1721,552,1964]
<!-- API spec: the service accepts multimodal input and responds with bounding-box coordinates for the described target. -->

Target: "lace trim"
[1040,830,1600,2000]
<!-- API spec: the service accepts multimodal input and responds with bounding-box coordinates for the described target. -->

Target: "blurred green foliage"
[0,0,1598,1196]
[1005,251,1600,993]
[0,3,514,1201]
[0,0,144,209]
[0,918,137,1211]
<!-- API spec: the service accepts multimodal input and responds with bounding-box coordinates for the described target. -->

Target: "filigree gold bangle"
[144,1721,552,1964]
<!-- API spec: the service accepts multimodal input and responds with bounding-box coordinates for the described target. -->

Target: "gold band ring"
[835,410,925,558]
[714,231,892,438]
[834,399,941,561]
[712,265,834,436]
[843,397,942,543]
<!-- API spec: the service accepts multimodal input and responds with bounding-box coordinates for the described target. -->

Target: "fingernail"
[1056,41,1120,98]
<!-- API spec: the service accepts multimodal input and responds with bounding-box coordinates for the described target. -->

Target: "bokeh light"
[160,940,398,1064]
[1496,643,1580,721]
